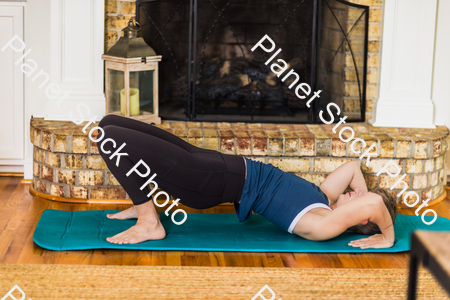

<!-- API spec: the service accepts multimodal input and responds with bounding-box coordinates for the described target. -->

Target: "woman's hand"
[348,234,394,249]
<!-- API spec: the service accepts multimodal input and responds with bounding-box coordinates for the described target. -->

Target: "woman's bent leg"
[97,117,246,244]
[98,125,232,209]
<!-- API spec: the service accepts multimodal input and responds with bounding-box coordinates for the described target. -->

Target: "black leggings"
[98,115,246,208]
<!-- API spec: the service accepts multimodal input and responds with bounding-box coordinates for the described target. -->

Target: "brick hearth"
[30,118,449,206]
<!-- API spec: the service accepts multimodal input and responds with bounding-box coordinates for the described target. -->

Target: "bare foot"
[106,219,166,244]
[107,206,138,220]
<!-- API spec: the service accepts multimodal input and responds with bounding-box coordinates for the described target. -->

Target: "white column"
[45,0,105,120]
[371,0,437,129]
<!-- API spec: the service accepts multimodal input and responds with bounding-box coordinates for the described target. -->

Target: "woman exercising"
[98,114,397,249]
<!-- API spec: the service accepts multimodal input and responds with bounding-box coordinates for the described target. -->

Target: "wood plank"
[0,177,21,204]
[308,253,343,268]
[289,253,315,268]
[208,252,227,267]
[0,182,31,231]
[263,252,285,267]
[0,177,11,194]
[181,251,213,266]
[14,196,54,264]
[336,253,359,268]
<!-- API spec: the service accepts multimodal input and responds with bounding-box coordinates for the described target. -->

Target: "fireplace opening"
[136,0,369,123]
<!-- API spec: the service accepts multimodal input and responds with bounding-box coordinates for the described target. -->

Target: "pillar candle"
[120,88,140,116]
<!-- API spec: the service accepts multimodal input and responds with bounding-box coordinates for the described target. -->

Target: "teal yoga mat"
[33,209,450,253]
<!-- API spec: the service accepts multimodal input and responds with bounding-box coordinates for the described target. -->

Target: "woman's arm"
[348,199,395,249]
[299,192,395,248]
[319,161,368,203]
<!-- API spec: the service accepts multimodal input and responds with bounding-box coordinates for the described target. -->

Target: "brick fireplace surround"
[30,118,449,208]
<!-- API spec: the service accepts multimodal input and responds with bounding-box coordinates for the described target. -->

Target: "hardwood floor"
[1,176,449,268]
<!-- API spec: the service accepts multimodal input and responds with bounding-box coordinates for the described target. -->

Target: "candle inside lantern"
[120,88,140,116]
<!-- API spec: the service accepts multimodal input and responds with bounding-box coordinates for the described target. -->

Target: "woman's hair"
[347,188,397,235]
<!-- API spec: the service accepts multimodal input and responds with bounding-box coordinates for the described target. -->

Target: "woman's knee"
[97,125,121,157]
[98,114,126,128]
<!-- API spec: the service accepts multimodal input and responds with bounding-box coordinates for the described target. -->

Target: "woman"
[98,115,397,249]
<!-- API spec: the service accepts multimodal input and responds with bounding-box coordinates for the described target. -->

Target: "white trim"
[288,203,332,234]
[0,165,24,173]
[0,2,27,7]
[0,159,27,165]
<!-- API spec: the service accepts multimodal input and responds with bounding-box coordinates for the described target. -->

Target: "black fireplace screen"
[136,0,369,123]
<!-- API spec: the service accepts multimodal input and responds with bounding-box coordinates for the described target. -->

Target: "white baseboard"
[0,165,24,173]
[0,157,32,178]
